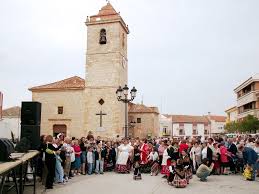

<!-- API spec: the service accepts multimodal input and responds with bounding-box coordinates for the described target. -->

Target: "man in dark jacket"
[238,145,258,181]
[228,138,238,173]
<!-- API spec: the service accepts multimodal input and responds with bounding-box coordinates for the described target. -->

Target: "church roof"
[29,76,85,91]
[86,2,129,34]
[2,106,21,117]
[97,2,118,16]
[128,103,159,114]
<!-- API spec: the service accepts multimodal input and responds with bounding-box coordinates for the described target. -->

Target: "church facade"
[29,3,159,139]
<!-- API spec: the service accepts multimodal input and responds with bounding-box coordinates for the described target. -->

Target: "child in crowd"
[181,150,192,184]
[167,160,176,185]
[173,159,188,188]
[87,146,94,175]
[148,147,159,176]
[133,144,142,180]
[95,142,106,174]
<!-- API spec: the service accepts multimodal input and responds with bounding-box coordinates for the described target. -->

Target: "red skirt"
[161,165,170,175]
[116,164,129,173]
[214,160,220,169]
[116,160,131,173]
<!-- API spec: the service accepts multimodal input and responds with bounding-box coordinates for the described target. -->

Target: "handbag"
[71,151,75,163]
[243,167,252,180]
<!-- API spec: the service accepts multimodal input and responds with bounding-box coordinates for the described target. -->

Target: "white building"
[207,115,226,134]
[234,74,259,120]
[0,106,21,139]
[159,114,172,137]
[170,115,210,138]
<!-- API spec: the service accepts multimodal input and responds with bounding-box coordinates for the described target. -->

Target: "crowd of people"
[37,132,259,190]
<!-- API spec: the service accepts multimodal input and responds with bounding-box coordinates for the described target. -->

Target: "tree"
[225,121,240,133]
[239,115,259,133]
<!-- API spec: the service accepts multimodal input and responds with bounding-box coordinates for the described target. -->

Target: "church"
[29,3,159,139]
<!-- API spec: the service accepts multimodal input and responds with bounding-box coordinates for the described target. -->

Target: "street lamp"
[116,85,137,138]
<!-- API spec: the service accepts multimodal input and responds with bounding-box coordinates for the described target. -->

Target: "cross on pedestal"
[96,111,107,127]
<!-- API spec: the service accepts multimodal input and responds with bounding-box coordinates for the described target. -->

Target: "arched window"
[99,29,107,44]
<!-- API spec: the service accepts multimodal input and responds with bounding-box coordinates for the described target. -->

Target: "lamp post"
[116,85,137,138]
[208,112,211,138]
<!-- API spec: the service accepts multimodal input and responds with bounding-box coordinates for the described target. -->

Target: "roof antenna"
[141,95,144,105]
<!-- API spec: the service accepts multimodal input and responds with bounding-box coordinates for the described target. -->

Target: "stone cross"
[96,111,107,127]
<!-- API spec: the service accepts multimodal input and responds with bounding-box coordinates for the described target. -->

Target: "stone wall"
[85,20,128,139]
[129,113,159,138]
[32,90,85,138]
[84,87,125,139]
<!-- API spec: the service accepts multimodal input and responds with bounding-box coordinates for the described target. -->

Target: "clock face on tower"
[122,57,126,68]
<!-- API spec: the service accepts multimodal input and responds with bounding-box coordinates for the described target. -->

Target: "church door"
[53,124,67,137]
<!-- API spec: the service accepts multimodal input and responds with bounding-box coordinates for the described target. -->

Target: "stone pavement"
[35,173,259,194]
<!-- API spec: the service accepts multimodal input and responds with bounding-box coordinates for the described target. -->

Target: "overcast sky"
[1,0,259,115]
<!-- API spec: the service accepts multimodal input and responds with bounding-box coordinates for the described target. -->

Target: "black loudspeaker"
[21,102,41,125]
[20,125,40,150]
[0,138,15,161]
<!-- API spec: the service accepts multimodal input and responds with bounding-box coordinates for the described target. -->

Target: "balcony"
[237,109,259,119]
[237,91,258,107]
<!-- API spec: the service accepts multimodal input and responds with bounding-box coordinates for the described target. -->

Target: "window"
[122,33,125,47]
[137,118,141,123]
[58,106,63,114]
[243,102,256,112]
[242,84,252,95]
[99,29,107,44]
[163,127,167,134]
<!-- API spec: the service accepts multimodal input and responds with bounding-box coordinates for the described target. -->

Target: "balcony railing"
[238,109,259,119]
[237,91,258,107]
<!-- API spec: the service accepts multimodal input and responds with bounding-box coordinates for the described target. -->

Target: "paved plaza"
[35,173,259,194]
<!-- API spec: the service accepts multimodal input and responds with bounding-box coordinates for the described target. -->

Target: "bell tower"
[84,3,129,138]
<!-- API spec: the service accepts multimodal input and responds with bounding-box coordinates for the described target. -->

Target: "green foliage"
[225,121,240,133]
[226,115,259,133]
[239,115,259,133]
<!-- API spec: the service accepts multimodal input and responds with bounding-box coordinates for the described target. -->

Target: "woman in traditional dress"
[116,139,132,173]
[140,139,149,165]
[181,150,192,184]
[148,146,159,176]
[161,143,170,178]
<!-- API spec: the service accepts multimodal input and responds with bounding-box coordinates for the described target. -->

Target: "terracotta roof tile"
[170,115,210,124]
[208,115,227,122]
[2,106,21,117]
[90,2,119,21]
[97,3,117,16]
[87,2,129,34]
[128,103,159,114]
[29,76,85,91]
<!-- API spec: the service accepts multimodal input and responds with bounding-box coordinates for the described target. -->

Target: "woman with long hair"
[44,135,59,190]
